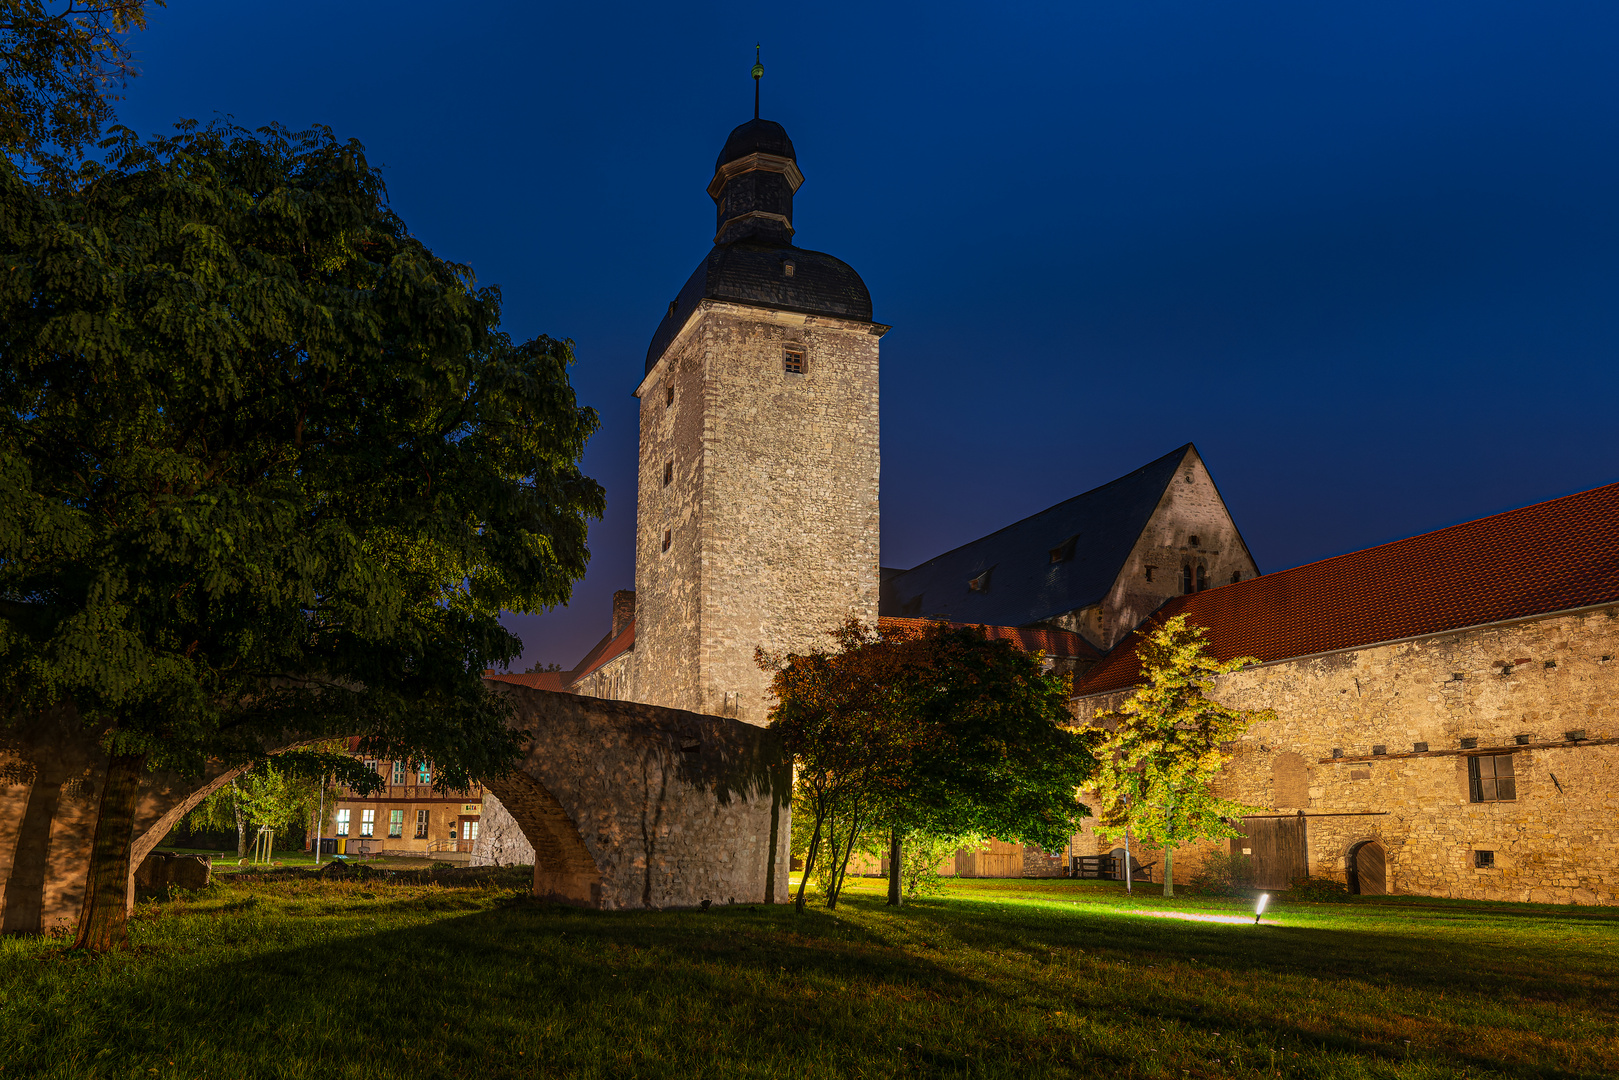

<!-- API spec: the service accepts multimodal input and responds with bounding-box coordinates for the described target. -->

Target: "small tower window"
[1181,565,1193,594]
[1230,571,1241,585]
[783,346,806,375]
[1189,535,1200,548]
[662,461,673,487]
[665,384,675,408]
[1196,565,1208,591]
[1144,565,1155,582]
[661,529,672,553]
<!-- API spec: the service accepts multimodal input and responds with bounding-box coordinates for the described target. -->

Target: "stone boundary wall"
[1071,605,1619,904]
[474,685,791,908]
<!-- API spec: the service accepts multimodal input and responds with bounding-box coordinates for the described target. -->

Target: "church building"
[487,92,1619,905]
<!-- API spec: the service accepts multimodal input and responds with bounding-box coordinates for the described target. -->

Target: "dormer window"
[783,346,806,375]
[1048,535,1077,563]
[667,300,678,320]
[967,569,991,593]
[783,259,796,278]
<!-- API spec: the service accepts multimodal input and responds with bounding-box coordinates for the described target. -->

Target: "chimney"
[611,590,636,640]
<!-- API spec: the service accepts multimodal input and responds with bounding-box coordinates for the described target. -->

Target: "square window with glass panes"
[1468,754,1516,802]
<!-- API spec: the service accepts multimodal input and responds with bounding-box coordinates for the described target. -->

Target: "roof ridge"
[893,443,1193,575]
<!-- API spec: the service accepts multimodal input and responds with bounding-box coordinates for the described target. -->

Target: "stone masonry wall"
[1071,605,1619,903]
[472,685,792,908]
[635,300,881,726]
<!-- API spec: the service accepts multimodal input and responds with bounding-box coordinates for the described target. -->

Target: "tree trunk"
[233,780,247,859]
[1163,847,1175,898]
[72,752,147,953]
[887,829,902,907]
[795,809,826,912]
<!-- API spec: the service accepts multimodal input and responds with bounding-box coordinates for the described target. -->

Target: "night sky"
[113,2,1619,670]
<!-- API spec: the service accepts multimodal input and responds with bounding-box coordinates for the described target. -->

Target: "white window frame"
[335,809,350,837]
[360,808,375,837]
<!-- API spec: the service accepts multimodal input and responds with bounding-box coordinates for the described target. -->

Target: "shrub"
[1288,876,1350,902]
[1187,852,1256,896]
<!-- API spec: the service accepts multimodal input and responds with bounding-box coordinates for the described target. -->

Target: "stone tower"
[631,110,885,725]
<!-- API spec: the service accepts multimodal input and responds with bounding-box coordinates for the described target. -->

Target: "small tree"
[762,621,1095,910]
[190,759,336,859]
[1090,615,1272,897]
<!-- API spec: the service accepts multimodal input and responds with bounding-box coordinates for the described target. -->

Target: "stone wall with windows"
[1070,604,1619,904]
[633,300,882,725]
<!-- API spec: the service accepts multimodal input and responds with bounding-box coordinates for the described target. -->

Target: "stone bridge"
[0,683,790,934]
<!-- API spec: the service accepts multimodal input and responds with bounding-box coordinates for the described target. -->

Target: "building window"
[336,809,350,837]
[967,569,990,593]
[1196,565,1208,591]
[415,810,430,839]
[418,762,431,785]
[663,461,673,487]
[1048,536,1077,563]
[388,810,404,838]
[1189,535,1200,547]
[783,259,796,277]
[662,529,672,552]
[666,300,678,320]
[783,346,806,375]
[466,820,480,842]
[1474,850,1495,868]
[1181,565,1193,594]
[1144,565,1155,582]
[1468,754,1516,802]
[360,809,375,837]
[391,761,406,786]
[665,384,675,407]
[1231,571,1241,585]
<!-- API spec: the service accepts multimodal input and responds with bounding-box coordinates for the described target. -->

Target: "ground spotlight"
[1254,893,1269,925]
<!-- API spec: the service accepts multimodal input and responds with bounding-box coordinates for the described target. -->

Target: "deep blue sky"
[115,1,1619,670]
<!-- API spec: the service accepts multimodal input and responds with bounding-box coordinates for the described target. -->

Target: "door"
[1231,815,1309,888]
[457,816,480,853]
[1350,841,1385,895]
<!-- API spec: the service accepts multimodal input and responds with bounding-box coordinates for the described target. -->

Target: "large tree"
[1,1,159,178]
[1089,615,1271,896]
[0,120,604,949]
[762,621,1094,910]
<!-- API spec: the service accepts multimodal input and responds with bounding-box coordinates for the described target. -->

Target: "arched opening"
[1347,840,1386,895]
[479,770,604,908]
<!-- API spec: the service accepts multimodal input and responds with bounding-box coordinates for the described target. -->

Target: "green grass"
[1,871,1615,1079]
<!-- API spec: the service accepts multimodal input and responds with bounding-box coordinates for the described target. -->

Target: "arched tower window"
[1181,565,1193,594]
[1196,565,1208,592]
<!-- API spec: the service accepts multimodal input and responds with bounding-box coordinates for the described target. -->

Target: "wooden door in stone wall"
[1230,815,1308,889]
[1350,841,1386,895]
[955,839,1023,878]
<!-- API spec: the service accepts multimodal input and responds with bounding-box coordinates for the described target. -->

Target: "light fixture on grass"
[1254,893,1269,925]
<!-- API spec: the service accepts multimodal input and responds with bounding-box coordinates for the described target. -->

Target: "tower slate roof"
[881,445,1195,627]
[644,115,875,376]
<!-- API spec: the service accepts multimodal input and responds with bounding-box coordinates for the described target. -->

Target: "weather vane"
[752,44,763,119]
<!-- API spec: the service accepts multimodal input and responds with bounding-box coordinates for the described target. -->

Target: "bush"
[1187,851,1256,896]
[1288,876,1350,902]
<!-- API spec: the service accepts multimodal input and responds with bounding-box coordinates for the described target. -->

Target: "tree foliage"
[0,119,604,946]
[0,1,159,177]
[1089,615,1272,896]
[762,620,1094,910]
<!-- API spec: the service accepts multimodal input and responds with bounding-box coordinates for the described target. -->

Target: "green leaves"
[0,119,603,786]
[1091,615,1272,854]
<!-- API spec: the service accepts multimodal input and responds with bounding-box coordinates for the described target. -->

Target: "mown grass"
[0,870,1614,1079]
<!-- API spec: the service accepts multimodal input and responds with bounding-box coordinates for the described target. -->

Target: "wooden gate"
[955,839,1023,878]
[1230,814,1308,888]
[1349,841,1385,895]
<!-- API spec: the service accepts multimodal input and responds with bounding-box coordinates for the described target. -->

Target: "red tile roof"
[484,670,569,692]
[565,620,636,684]
[1075,481,1619,697]
[878,616,1103,660]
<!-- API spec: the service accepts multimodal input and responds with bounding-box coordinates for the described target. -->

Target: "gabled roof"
[877,616,1103,660]
[880,445,1194,627]
[566,620,636,684]
[1075,480,1619,696]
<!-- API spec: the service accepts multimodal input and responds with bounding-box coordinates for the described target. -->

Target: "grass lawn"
[1,871,1614,1079]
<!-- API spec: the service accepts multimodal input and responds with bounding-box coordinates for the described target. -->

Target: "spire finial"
[752,44,763,120]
